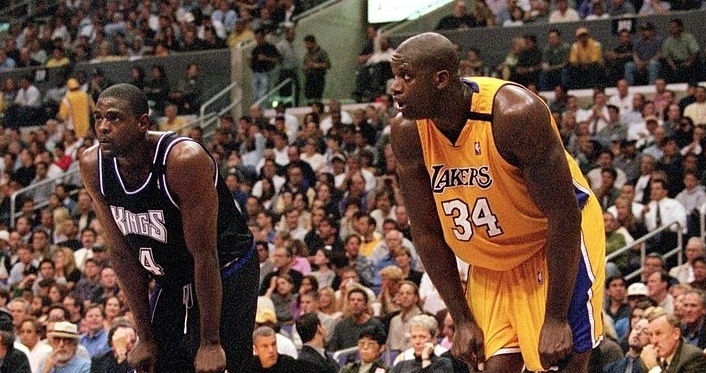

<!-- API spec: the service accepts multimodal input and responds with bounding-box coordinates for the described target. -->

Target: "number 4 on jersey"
[140,247,165,275]
[441,198,503,241]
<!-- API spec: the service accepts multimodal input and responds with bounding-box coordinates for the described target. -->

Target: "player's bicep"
[166,143,219,258]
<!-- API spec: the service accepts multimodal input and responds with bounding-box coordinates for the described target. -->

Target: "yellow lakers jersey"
[417,77,599,271]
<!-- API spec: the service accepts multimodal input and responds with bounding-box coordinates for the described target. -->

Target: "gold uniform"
[416,77,604,371]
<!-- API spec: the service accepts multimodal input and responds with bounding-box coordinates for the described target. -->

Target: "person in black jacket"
[296,313,338,373]
[0,309,30,373]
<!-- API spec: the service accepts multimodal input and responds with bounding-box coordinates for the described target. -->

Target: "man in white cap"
[626,282,649,309]
[43,321,90,373]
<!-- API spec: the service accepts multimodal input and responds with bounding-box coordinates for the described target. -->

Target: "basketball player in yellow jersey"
[389,32,605,373]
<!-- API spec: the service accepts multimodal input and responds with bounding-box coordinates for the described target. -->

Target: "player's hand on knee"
[538,318,573,370]
[452,320,486,372]
[128,339,157,373]
[194,342,226,373]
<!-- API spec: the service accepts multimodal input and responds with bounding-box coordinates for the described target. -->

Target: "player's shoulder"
[389,114,422,162]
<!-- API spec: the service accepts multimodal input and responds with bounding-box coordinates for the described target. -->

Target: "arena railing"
[605,222,683,282]
[9,169,80,228]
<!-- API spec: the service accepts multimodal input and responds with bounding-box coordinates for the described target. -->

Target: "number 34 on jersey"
[441,198,503,241]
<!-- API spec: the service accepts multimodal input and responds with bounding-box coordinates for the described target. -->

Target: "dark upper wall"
[0,48,233,115]
[388,10,706,77]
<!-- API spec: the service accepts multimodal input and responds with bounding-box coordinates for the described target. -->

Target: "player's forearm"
[544,215,581,321]
[111,251,155,341]
[193,254,223,344]
[417,241,473,324]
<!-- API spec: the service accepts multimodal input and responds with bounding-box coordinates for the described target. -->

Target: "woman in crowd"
[52,247,81,290]
[310,248,337,288]
[317,286,343,321]
[266,272,296,325]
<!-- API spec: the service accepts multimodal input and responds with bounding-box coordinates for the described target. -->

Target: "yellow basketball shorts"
[467,229,604,371]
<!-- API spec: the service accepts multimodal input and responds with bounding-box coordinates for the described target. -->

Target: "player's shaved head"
[394,32,460,78]
[99,83,150,117]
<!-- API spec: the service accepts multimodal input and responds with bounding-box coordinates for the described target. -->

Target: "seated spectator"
[386,281,423,352]
[690,256,706,291]
[251,325,299,372]
[295,313,338,373]
[679,288,706,350]
[638,0,671,14]
[44,321,91,372]
[603,317,651,373]
[624,22,663,86]
[568,27,604,89]
[339,325,390,373]
[89,318,136,373]
[459,47,490,77]
[17,316,51,373]
[502,6,525,27]
[79,304,109,357]
[661,19,701,84]
[548,0,580,23]
[391,314,452,371]
[329,287,383,352]
[641,306,706,371]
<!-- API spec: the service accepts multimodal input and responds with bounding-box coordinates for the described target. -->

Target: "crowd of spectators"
[0,0,705,372]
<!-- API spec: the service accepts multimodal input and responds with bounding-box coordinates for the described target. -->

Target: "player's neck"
[433,89,472,144]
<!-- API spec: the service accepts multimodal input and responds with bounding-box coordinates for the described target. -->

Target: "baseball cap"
[627,283,648,297]
[49,321,79,339]
[575,27,589,37]
[332,153,347,163]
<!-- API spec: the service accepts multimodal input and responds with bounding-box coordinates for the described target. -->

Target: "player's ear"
[435,69,451,89]
[137,114,152,131]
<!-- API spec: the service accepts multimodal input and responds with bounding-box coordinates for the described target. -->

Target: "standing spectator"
[661,19,701,84]
[302,35,330,104]
[250,28,281,101]
[143,64,170,117]
[624,22,663,86]
[435,1,477,30]
[57,78,95,139]
[512,34,542,88]
[276,24,300,106]
[568,27,603,89]
[539,29,570,92]
[168,63,202,115]
[604,30,634,87]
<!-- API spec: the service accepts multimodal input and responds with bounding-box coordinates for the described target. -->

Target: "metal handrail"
[9,169,79,228]
[255,77,295,109]
[199,81,241,129]
[606,222,683,281]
